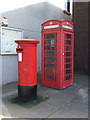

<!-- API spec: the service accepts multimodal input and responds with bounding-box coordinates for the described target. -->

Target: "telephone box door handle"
[62,53,65,56]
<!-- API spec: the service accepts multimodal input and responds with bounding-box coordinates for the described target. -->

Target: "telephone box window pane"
[66,75,71,80]
[65,40,71,45]
[44,69,55,81]
[45,52,54,57]
[45,46,55,50]
[65,46,71,51]
[66,69,71,74]
[66,34,71,39]
[66,64,70,68]
[66,52,71,57]
[45,58,55,62]
[44,40,55,44]
[45,33,54,39]
[45,64,54,67]
[66,58,71,62]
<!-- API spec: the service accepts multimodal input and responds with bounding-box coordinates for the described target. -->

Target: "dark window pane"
[66,69,71,74]
[66,52,71,57]
[45,64,54,67]
[45,46,55,50]
[65,40,71,45]
[45,33,54,39]
[65,58,71,62]
[45,58,55,62]
[45,52,54,57]
[66,34,71,39]
[44,40,55,44]
[66,75,71,80]
[66,64,71,68]
[44,68,55,81]
[65,46,71,51]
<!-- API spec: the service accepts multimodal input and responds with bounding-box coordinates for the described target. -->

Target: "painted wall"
[73,2,88,74]
[89,2,90,75]
[0,56,2,85]
[0,2,72,85]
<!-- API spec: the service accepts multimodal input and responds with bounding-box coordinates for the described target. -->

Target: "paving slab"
[48,97,88,118]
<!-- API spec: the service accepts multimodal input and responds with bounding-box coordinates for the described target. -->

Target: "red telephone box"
[15,39,39,102]
[41,20,74,89]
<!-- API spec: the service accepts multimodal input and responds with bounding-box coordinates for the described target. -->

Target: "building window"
[67,0,70,12]
[64,0,73,15]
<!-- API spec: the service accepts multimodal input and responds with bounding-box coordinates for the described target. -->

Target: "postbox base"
[18,85,37,102]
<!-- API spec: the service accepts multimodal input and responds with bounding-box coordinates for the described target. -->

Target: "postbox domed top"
[15,39,39,44]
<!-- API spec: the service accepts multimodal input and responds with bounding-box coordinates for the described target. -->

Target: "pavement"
[1,74,88,119]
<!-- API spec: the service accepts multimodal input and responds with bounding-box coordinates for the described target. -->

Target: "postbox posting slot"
[17,49,23,51]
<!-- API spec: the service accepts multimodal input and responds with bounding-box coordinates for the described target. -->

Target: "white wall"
[0,56,2,85]
[2,55,18,84]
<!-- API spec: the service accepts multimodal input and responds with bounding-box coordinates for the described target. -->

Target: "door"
[42,31,59,88]
[62,31,74,88]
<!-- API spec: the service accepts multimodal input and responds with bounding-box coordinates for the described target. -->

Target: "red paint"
[41,20,74,89]
[3,17,7,19]
[15,39,39,86]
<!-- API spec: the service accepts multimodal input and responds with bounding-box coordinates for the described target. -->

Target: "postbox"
[41,20,74,89]
[15,39,39,102]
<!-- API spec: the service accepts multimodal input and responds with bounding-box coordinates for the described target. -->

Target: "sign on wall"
[0,27,23,55]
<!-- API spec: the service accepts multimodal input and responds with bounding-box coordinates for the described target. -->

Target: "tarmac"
[1,74,88,119]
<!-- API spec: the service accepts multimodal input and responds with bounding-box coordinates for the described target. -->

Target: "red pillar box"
[15,39,39,102]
